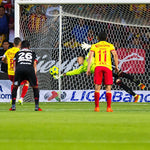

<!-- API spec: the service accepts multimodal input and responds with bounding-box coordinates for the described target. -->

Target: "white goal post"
[15,0,149,102]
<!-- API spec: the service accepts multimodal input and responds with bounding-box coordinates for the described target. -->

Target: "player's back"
[90,41,115,70]
[14,48,37,68]
[4,47,20,75]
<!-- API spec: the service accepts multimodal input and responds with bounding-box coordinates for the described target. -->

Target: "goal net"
[16,3,149,102]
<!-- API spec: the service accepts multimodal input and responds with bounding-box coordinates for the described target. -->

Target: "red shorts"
[94,66,113,85]
[8,75,28,85]
[8,75,14,82]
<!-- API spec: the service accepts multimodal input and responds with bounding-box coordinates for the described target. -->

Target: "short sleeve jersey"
[90,41,115,70]
[14,49,37,68]
[4,47,20,75]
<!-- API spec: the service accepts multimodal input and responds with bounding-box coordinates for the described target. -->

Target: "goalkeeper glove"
[53,74,63,80]
[81,42,91,51]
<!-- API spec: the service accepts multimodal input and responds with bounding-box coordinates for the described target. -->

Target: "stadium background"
[0,2,150,150]
[0,3,149,101]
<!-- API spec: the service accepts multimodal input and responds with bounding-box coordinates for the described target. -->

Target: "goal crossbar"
[15,0,149,5]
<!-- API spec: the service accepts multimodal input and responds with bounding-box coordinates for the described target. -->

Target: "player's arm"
[111,50,119,73]
[1,55,7,64]
[87,51,94,76]
[13,60,16,72]
[54,66,84,79]
[65,66,84,76]
[33,52,38,74]
[34,61,37,74]
[13,53,18,72]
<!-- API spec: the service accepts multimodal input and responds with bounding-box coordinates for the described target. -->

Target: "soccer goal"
[15,0,149,102]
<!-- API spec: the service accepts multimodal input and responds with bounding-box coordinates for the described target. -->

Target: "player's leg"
[11,84,13,93]
[9,68,25,110]
[118,71,145,90]
[8,75,14,92]
[94,84,101,112]
[19,80,29,105]
[115,79,140,102]
[104,67,113,112]
[105,85,113,112]
[32,85,42,111]
[8,75,14,104]
[9,85,19,111]
[94,67,103,112]
[28,69,42,111]
[8,75,15,105]
[115,78,136,96]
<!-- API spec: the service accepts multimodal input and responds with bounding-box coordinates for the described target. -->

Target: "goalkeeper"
[60,52,95,77]
[54,43,145,103]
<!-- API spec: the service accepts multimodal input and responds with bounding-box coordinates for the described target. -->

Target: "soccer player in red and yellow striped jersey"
[2,37,29,105]
[28,6,47,33]
[87,32,119,112]
[2,38,21,83]
[28,13,46,33]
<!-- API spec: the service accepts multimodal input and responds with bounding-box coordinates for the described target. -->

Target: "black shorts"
[14,66,38,86]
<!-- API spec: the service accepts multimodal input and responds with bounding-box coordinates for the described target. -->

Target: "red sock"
[21,85,28,98]
[106,92,112,108]
[94,92,100,108]
[11,84,13,93]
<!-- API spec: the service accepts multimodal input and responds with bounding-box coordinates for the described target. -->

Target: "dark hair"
[2,40,9,45]
[14,37,21,46]
[97,32,107,41]
[0,6,5,10]
[21,40,30,49]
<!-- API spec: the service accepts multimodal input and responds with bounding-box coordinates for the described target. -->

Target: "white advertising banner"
[0,80,149,103]
[0,80,11,102]
[40,90,150,103]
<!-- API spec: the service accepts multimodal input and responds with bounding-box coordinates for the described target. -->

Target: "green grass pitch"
[0,102,150,150]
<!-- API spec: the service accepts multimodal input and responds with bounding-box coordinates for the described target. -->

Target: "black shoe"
[35,107,42,111]
[9,107,16,111]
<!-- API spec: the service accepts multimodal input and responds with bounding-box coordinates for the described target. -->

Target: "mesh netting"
[19,4,149,101]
